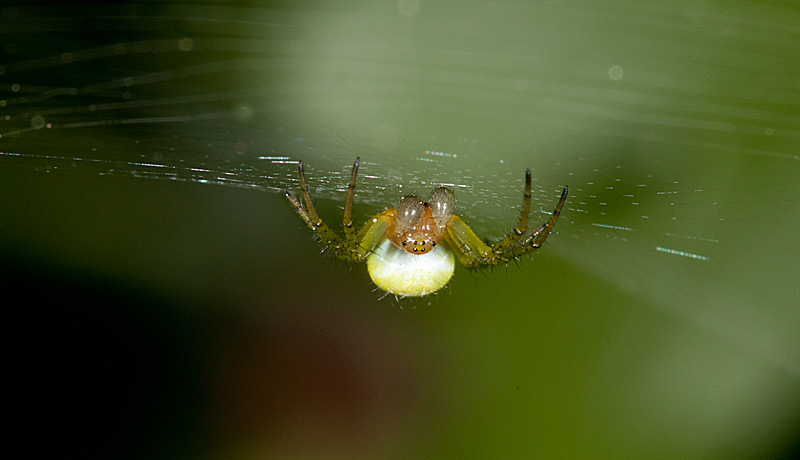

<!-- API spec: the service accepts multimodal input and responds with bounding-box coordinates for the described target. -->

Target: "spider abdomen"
[367,238,455,297]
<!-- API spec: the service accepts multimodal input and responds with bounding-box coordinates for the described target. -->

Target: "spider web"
[2,2,800,459]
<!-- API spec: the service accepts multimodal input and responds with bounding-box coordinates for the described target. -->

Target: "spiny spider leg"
[523,185,568,249]
[486,168,533,256]
[342,157,360,242]
[283,162,317,230]
[294,160,322,226]
[283,161,349,256]
[444,171,568,269]
[516,169,532,234]
[284,157,392,261]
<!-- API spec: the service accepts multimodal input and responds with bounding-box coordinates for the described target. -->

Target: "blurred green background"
[2,1,799,459]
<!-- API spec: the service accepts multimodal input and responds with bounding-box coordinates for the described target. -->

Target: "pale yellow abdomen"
[366,238,455,297]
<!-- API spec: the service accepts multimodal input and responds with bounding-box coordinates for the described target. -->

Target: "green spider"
[284,158,568,297]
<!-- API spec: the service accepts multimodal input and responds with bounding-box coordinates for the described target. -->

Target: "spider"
[284,157,568,297]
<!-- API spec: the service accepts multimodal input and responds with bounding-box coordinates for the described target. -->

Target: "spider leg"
[445,184,568,269]
[338,157,399,259]
[516,169,532,233]
[283,190,314,228]
[355,209,395,256]
[522,186,568,250]
[482,168,533,257]
[342,157,360,243]
[284,187,351,256]
[284,160,354,260]
[443,215,495,269]
[285,157,394,262]
[296,160,323,226]
[497,185,567,262]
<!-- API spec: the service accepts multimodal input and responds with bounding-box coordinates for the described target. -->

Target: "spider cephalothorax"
[284,157,567,297]
[390,189,452,254]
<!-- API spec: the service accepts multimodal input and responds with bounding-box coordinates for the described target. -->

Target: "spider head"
[391,194,447,255]
[395,212,441,254]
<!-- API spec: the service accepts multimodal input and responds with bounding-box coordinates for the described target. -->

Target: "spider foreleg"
[443,215,496,269]
[355,210,395,257]
[466,168,534,260]
[444,186,568,269]
[285,160,363,262]
[513,168,532,235]
[522,186,568,250]
[284,190,345,254]
[342,157,361,242]
[294,161,325,226]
